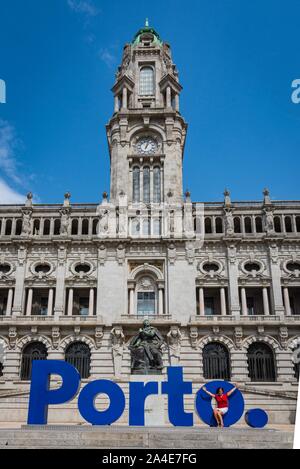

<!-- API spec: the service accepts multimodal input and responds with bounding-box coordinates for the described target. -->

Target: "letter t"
[161,367,193,426]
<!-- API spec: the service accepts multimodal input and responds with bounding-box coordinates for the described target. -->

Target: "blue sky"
[0,0,299,204]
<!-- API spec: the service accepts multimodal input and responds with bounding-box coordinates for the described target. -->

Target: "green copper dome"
[132,19,163,46]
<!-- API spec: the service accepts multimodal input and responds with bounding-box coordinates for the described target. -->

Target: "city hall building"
[0,24,299,425]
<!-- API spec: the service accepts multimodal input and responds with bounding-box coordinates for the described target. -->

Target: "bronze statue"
[129,319,164,374]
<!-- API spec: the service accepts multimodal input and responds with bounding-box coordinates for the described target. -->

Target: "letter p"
[27,360,81,425]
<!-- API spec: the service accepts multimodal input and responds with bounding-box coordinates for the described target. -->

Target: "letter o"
[195,381,244,427]
[78,380,125,425]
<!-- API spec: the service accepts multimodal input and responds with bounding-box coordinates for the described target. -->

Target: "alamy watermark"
[291,79,300,104]
[0,79,6,104]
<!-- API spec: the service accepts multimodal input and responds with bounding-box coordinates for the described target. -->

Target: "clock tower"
[106,21,188,206]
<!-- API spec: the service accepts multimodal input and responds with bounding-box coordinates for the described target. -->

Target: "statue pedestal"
[130,375,166,427]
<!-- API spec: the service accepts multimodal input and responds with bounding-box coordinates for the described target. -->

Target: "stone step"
[0,427,294,449]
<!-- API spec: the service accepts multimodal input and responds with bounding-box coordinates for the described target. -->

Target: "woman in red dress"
[202,385,237,428]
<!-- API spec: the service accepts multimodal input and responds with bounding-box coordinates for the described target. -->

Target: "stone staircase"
[0,426,294,449]
[0,385,296,426]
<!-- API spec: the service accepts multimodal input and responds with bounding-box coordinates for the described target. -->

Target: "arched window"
[244,217,252,234]
[274,216,281,233]
[65,342,91,379]
[136,276,157,316]
[285,216,293,233]
[5,219,12,236]
[247,343,276,382]
[203,342,231,380]
[143,167,150,203]
[139,67,154,96]
[15,219,23,236]
[92,219,98,235]
[296,216,300,233]
[205,218,212,234]
[234,217,241,233]
[43,219,51,236]
[82,219,89,236]
[0,362,3,377]
[255,217,263,233]
[153,166,161,203]
[33,219,40,235]
[54,219,61,235]
[215,217,223,234]
[133,167,140,203]
[72,219,78,235]
[21,342,48,380]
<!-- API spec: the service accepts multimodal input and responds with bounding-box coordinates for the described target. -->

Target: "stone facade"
[0,23,299,425]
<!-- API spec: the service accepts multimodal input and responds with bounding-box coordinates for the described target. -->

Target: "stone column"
[6,288,13,316]
[262,287,270,315]
[269,245,285,316]
[140,168,143,204]
[26,288,33,316]
[158,288,164,315]
[12,248,27,316]
[129,288,135,315]
[199,287,205,316]
[114,95,119,113]
[240,287,248,316]
[89,288,94,316]
[150,167,154,204]
[122,87,128,110]
[175,94,180,112]
[220,287,227,316]
[166,86,172,108]
[67,288,73,316]
[47,288,54,316]
[283,287,291,316]
[226,246,241,316]
[54,247,67,317]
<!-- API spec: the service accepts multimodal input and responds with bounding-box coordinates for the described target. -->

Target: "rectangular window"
[137,292,155,316]
[204,297,215,316]
[0,295,7,315]
[79,297,89,316]
[247,297,255,316]
[139,67,155,96]
[40,297,48,316]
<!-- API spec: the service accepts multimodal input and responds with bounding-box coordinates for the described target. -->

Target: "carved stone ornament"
[279,327,289,349]
[8,327,17,349]
[167,326,182,366]
[111,326,125,378]
[189,326,199,349]
[95,326,104,349]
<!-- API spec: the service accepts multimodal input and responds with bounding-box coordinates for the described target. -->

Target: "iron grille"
[247,343,276,382]
[65,342,91,379]
[21,342,48,380]
[203,342,231,380]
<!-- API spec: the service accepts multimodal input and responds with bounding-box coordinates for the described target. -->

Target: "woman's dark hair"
[216,387,224,394]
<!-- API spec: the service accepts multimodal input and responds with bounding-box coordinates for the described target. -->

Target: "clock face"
[136,137,157,155]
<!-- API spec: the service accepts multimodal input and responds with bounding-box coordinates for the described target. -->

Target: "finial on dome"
[145,18,149,27]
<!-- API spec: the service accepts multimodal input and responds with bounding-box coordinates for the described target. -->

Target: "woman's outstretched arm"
[202,386,215,398]
[227,385,237,397]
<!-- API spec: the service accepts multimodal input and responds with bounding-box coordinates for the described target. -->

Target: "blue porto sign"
[27,361,267,428]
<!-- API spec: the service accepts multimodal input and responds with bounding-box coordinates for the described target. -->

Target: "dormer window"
[139,66,155,96]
